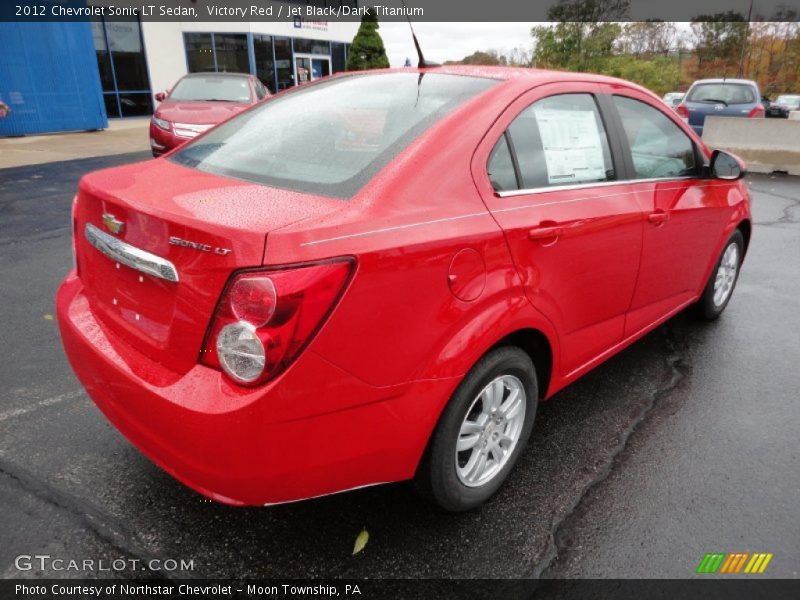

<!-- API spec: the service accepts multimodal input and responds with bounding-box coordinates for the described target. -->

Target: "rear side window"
[776,95,800,108]
[686,83,755,105]
[488,134,518,192]
[613,96,698,180]
[496,93,615,190]
[171,73,497,199]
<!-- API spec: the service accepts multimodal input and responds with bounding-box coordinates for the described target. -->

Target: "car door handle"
[528,225,564,240]
[648,210,669,224]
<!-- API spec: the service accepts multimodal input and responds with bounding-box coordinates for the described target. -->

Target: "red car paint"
[149,73,265,157]
[57,67,751,506]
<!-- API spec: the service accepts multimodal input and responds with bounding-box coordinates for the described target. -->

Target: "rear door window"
[487,134,518,192]
[502,93,615,189]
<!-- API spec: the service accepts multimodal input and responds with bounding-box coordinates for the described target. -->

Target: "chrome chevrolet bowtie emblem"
[102,213,125,234]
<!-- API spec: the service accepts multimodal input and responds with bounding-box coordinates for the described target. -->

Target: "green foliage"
[691,12,748,66]
[529,0,680,94]
[617,21,678,56]
[525,0,797,95]
[532,22,622,71]
[460,50,506,66]
[595,55,682,96]
[346,8,389,71]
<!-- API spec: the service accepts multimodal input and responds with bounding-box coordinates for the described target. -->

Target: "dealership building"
[0,2,358,135]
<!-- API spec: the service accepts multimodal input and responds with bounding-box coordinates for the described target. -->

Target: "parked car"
[662,92,684,108]
[58,67,751,511]
[149,73,269,157]
[677,78,764,136]
[766,94,800,118]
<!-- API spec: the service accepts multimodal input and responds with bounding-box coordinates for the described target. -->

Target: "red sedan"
[149,72,269,157]
[58,67,751,511]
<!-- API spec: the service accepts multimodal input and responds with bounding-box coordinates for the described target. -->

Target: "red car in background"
[58,67,751,511]
[149,72,269,157]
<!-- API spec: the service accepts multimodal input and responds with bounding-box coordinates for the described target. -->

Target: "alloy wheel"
[455,375,526,487]
[713,242,739,307]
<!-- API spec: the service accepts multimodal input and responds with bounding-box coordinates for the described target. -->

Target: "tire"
[415,346,538,511]
[695,229,744,321]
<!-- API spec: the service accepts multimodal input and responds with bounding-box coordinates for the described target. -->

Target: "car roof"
[690,78,758,86]
[410,65,639,85]
[340,65,658,96]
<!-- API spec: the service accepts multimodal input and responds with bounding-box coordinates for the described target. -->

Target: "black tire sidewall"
[421,347,538,512]
[700,230,744,320]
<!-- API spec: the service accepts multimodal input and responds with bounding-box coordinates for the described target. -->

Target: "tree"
[617,21,678,56]
[691,12,748,67]
[460,50,507,66]
[346,8,389,71]
[531,0,629,70]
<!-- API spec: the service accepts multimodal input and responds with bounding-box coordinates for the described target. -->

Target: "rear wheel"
[415,347,537,511]
[695,230,744,320]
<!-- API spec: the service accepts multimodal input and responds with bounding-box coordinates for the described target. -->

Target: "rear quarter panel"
[262,80,558,389]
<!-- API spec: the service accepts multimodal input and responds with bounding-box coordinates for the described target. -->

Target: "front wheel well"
[737,219,752,257]
[491,329,553,399]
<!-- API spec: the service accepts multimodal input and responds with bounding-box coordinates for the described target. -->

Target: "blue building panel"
[0,22,107,136]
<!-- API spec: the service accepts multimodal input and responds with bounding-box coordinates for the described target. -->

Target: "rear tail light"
[676,104,689,119]
[748,104,765,118]
[201,259,354,385]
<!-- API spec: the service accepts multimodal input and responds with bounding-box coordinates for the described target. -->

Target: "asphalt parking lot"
[1,154,798,581]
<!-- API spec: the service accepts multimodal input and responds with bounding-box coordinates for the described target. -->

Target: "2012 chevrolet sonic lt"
[57,67,751,511]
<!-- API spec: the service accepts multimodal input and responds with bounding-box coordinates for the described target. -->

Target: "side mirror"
[710,149,746,181]
[155,92,166,102]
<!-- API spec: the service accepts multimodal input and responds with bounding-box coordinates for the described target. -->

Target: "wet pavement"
[0,155,798,581]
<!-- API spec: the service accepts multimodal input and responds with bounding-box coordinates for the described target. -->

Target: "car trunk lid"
[73,158,344,374]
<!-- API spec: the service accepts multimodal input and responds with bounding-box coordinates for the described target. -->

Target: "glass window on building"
[92,18,152,118]
[214,34,249,74]
[91,21,114,90]
[274,37,294,91]
[293,38,331,55]
[253,34,276,93]
[185,33,215,73]
[331,42,346,74]
[117,93,153,117]
[101,94,120,119]
[105,22,149,91]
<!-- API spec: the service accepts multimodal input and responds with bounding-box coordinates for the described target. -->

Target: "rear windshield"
[686,83,756,105]
[775,95,800,107]
[170,73,497,198]
[170,76,252,103]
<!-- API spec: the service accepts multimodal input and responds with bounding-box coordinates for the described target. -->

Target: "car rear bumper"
[56,271,455,505]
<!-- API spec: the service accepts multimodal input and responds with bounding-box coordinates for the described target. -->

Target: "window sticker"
[533,108,608,185]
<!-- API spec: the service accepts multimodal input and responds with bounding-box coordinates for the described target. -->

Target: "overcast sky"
[379,22,539,67]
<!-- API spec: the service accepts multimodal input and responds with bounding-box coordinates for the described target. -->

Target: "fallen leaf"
[352,528,369,555]
[43,314,54,321]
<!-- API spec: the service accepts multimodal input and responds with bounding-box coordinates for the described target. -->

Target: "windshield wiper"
[699,98,728,106]
[202,98,237,102]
